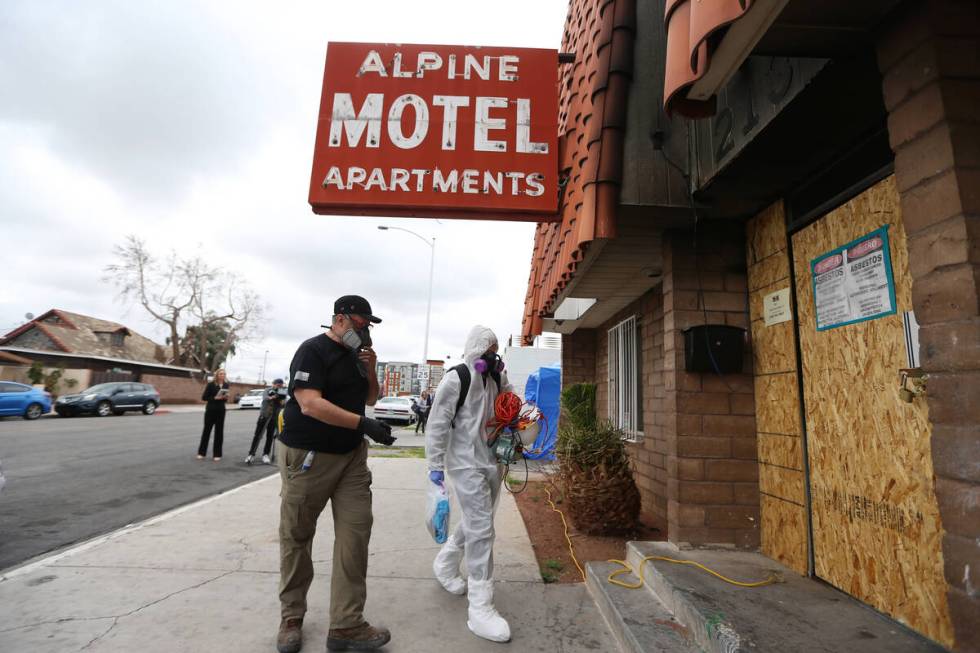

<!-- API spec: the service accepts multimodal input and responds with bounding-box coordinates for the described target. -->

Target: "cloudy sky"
[0,1,567,382]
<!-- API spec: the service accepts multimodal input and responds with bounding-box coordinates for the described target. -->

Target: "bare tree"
[103,236,196,364]
[187,270,264,373]
[103,236,265,371]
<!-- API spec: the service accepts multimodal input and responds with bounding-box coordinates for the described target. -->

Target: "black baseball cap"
[334,295,382,323]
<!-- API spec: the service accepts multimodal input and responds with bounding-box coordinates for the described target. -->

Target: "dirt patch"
[511,479,664,583]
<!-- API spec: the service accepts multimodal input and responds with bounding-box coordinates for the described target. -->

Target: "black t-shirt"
[281,334,367,454]
[201,382,229,410]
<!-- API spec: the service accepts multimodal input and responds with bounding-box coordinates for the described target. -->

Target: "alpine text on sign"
[309,42,559,221]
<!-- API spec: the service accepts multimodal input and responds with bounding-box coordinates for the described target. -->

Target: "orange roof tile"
[663,0,752,117]
[522,0,636,342]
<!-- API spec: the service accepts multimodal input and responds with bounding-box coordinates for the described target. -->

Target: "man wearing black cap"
[276,295,395,653]
[246,377,286,465]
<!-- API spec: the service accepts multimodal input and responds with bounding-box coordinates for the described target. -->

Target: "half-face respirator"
[474,352,504,375]
[324,322,372,351]
[340,326,372,350]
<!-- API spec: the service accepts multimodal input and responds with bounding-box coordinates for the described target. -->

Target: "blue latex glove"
[429,470,445,486]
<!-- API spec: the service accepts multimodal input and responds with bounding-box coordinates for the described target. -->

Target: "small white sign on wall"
[764,288,792,326]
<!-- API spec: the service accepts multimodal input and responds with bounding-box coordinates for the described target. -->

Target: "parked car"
[238,388,266,409]
[55,382,160,417]
[373,396,416,425]
[0,381,52,420]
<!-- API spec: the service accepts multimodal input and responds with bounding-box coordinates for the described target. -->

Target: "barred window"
[607,315,643,441]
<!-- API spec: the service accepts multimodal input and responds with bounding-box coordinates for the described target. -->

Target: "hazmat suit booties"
[466,578,511,642]
[433,540,466,595]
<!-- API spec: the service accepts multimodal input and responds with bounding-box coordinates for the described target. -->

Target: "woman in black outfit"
[197,369,229,462]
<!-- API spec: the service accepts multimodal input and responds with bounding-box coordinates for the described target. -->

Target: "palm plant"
[555,383,640,535]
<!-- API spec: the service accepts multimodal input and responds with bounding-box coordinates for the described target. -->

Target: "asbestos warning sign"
[811,226,897,331]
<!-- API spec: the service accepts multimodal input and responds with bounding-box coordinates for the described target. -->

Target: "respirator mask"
[474,352,505,375]
[324,318,373,351]
[340,326,372,350]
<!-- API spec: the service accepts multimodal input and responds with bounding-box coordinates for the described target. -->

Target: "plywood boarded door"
[791,176,952,646]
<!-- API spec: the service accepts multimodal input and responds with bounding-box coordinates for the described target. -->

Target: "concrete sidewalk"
[0,457,615,653]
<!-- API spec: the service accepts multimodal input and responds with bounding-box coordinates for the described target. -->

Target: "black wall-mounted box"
[683,324,746,374]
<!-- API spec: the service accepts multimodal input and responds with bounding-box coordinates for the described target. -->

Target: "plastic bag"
[425,480,451,544]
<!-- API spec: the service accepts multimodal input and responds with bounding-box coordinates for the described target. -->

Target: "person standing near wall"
[197,369,229,462]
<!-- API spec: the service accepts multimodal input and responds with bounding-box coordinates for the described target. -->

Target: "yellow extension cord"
[607,556,782,590]
[544,485,587,581]
[543,485,782,589]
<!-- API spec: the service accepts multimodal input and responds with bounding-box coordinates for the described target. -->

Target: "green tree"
[26,362,71,394]
[174,319,238,372]
[43,367,64,394]
[27,361,45,385]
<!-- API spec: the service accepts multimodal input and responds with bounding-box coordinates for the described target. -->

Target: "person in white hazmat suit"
[426,325,513,643]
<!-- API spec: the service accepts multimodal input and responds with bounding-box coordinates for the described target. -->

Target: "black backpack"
[448,363,500,428]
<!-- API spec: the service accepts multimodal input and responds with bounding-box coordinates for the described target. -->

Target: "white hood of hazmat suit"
[426,325,513,473]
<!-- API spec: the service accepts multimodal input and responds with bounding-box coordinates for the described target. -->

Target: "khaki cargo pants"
[278,439,373,629]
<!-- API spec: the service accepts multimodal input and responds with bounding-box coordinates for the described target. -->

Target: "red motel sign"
[309,42,559,221]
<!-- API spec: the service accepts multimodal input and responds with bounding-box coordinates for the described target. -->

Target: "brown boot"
[277,617,303,653]
[326,622,391,650]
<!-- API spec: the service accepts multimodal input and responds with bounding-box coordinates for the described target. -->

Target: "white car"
[238,389,266,409]
[373,396,416,425]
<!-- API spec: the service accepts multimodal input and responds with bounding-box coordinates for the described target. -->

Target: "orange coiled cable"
[486,392,524,442]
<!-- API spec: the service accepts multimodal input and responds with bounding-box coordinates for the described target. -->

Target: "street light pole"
[378,225,436,393]
[260,349,268,384]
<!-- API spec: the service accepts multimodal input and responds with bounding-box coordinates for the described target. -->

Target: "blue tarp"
[523,363,560,460]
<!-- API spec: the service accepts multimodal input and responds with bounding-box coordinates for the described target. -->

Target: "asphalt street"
[0,409,286,570]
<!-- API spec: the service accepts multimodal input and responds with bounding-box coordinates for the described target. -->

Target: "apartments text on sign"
[308,43,559,221]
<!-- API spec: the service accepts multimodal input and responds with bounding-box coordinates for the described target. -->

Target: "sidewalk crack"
[1,570,236,639]
[236,536,253,571]
[120,569,236,617]
[79,617,118,651]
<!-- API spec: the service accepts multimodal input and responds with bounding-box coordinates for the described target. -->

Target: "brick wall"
[559,224,758,541]
[141,373,263,404]
[662,225,760,548]
[561,329,597,386]
[591,289,669,530]
[877,2,980,648]
[141,374,205,403]
[0,365,31,384]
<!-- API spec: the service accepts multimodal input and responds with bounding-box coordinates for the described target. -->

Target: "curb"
[585,561,696,653]
[627,541,743,653]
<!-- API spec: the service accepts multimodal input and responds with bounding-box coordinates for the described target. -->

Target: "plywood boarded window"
[607,315,642,440]
[791,175,952,646]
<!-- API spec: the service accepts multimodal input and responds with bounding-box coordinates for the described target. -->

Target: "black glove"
[359,415,396,446]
